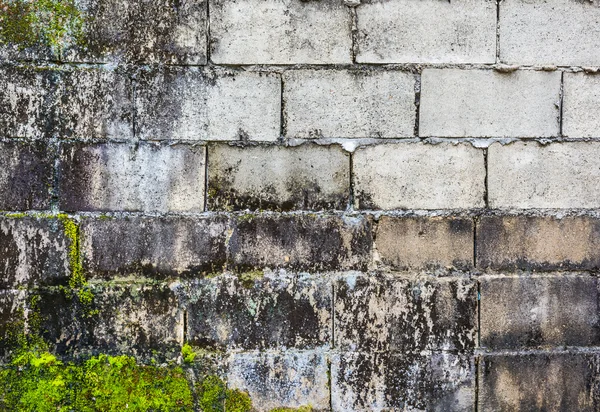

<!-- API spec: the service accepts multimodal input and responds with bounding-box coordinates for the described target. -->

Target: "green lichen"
[0,0,85,53]
[197,375,252,412]
[237,269,264,289]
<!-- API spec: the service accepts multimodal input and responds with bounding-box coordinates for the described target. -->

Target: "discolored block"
[480,276,600,349]
[0,217,71,288]
[81,216,229,279]
[476,215,600,270]
[207,144,350,211]
[228,214,372,272]
[479,352,600,411]
[375,216,474,270]
[227,350,329,410]
[59,142,206,213]
[331,351,475,411]
[334,274,477,353]
[186,273,331,350]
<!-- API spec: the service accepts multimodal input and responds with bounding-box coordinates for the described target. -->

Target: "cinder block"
[480,276,600,349]
[479,352,600,411]
[229,214,372,272]
[59,142,206,213]
[0,217,71,288]
[563,73,600,138]
[356,0,496,64]
[186,273,331,350]
[332,351,475,411]
[375,216,474,270]
[499,0,600,66]
[227,350,330,410]
[284,69,415,138]
[81,216,229,279]
[353,142,485,210]
[334,274,477,353]
[477,215,600,270]
[63,0,207,64]
[136,67,280,141]
[207,144,350,211]
[210,0,352,64]
[420,69,561,138]
[488,141,600,209]
[0,142,53,211]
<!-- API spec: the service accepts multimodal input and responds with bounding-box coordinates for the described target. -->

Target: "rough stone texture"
[81,216,229,279]
[227,350,330,411]
[353,142,485,210]
[0,142,53,211]
[38,285,183,358]
[479,352,600,411]
[0,290,27,359]
[207,143,350,211]
[186,273,330,350]
[284,69,416,138]
[229,214,372,272]
[332,351,475,411]
[477,215,600,271]
[499,0,600,66]
[420,69,561,138]
[563,73,600,138]
[480,276,600,350]
[334,274,477,353]
[63,0,207,64]
[136,67,280,141]
[210,0,352,64]
[488,141,600,209]
[375,216,474,270]
[0,217,71,289]
[59,142,206,212]
[356,0,496,64]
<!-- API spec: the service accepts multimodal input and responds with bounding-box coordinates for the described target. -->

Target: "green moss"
[197,375,252,412]
[181,343,196,364]
[4,212,28,218]
[238,213,256,223]
[0,0,85,53]
[237,269,264,289]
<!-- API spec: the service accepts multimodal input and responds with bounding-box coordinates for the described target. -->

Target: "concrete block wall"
[2,0,600,410]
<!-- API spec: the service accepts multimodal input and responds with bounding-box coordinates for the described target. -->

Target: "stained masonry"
[1,0,600,410]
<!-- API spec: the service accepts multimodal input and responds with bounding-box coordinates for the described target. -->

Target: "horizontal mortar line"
[475,347,600,356]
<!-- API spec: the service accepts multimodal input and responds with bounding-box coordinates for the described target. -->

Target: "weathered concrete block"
[136,67,280,141]
[229,214,372,272]
[38,285,183,358]
[334,274,477,353]
[477,215,600,270]
[353,142,485,210]
[488,141,600,209]
[479,352,600,411]
[0,142,53,211]
[54,67,133,139]
[499,0,600,66]
[0,65,52,139]
[186,273,331,350]
[81,216,229,279]
[284,69,415,138]
[210,0,352,64]
[59,142,206,212]
[563,73,600,138]
[0,217,71,288]
[375,216,474,270]
[332,351,475,411]
[480,276,600,349]
[0,290,27,359]
[356,0,496,64]
[420,69,561,138]
[207,144,350,211]
[227,350,329,410]
[63,0,207,64]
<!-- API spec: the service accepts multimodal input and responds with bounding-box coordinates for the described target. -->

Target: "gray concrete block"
[563,73,600,138]
[488,141,600,209]
[284,69,416,138]
[210,0,352,64]
[353,142,485,210]
[207,144,350,211]
[420,69,561,138]
[356,0,496,64]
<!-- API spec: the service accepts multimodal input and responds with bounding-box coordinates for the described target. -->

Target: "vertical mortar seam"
[280,73,286,141]
[559,70,565,137]
[350,6,358,64]
[495,0,501,63]
[414,72,421,138]
[348,152,355,211]
[483,148,489,209]
[203,145,209,212]
[206,0,211,63]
